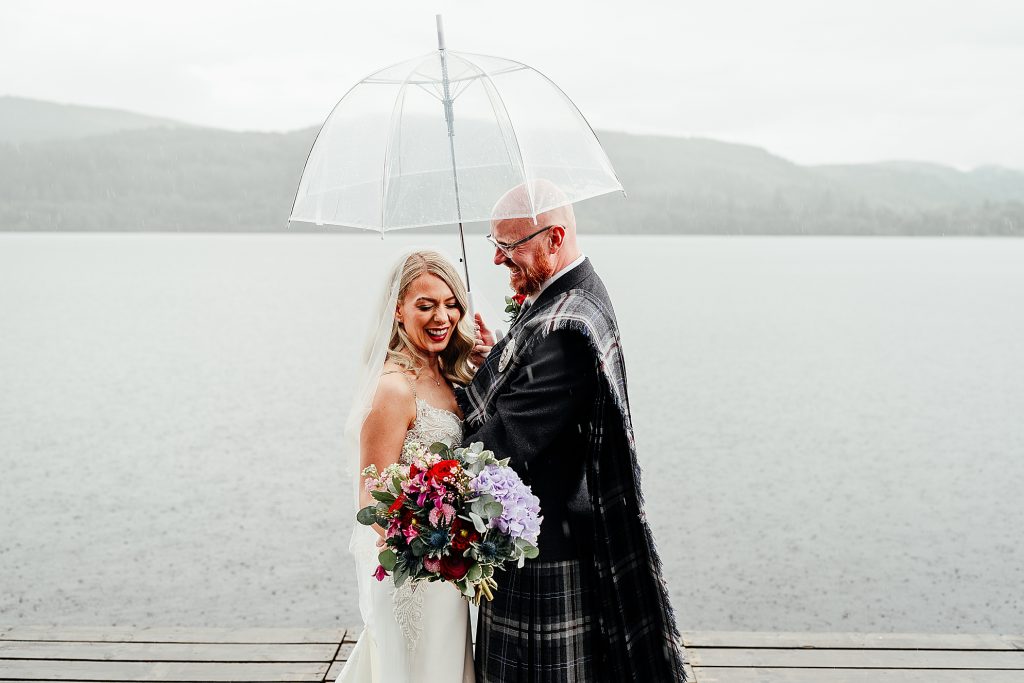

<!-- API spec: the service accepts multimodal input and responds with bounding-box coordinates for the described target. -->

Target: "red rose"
[439,553,471,581]
[388,493,406,514]
[450,518,479,551]
[427,459,461,483]
[512,293,527,306]
[409,463,420,478]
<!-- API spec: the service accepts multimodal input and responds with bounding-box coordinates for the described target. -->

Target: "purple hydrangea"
[471,464,542,545]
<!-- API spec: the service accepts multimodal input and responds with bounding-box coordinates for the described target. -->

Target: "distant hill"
[577,135,1024,235]
[1,97,1022,236]
[0,96,190,144]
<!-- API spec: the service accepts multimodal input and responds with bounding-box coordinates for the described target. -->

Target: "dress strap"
[382,369,418,400]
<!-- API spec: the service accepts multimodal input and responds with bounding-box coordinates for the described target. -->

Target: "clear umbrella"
[288,16,623,296]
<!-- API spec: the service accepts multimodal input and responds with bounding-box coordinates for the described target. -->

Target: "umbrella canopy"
[288,49,622,233]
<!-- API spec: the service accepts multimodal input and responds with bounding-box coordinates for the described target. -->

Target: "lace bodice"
[402,399,463,456]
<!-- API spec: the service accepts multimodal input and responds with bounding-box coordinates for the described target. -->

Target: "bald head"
[489,180,581,296]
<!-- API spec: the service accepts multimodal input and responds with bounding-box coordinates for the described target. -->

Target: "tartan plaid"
[462,259,688,682]
[476,560,599,683]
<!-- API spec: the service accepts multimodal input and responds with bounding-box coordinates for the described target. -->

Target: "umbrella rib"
[287,75,370,226]
[452,54,536,219]
[450,76,474,101]
[380,55,436,231]
[413,82,444,103]
[526,66,624,194]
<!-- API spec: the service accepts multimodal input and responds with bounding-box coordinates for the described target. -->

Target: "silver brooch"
[498,335,516,373]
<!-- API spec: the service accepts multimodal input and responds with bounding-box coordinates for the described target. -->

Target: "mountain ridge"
[0,95,195,144]
[1,96,1021,236]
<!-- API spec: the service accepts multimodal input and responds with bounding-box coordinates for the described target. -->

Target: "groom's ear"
[549,225,565,252]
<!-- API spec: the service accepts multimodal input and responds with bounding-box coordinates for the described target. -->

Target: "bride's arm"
[358,374,416,514]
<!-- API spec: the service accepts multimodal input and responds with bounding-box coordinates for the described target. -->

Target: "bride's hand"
[470,313,494,366]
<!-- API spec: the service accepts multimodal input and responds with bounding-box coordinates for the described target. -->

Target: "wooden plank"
[0,627,345,644]
[325,642,357,681]
[333,642,356,662]
[692,667,1024,683]
[682,631,1022,651]
[688,647,1024,669]
[325,660,344,682]
[0,640,336,661]
[0,659,329,681]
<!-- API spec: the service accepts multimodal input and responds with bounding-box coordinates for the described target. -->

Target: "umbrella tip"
[436,15,446,51]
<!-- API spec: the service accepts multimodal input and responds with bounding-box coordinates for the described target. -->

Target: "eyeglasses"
[485,225,558,258]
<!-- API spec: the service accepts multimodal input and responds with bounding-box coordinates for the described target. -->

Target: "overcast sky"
[2,0,1022,169]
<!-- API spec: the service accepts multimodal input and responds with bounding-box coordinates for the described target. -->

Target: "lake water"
[1,233,1022,633]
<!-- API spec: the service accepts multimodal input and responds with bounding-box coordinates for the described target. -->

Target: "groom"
[458,181,687,682]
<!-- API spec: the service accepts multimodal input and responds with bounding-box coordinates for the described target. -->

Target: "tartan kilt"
[476,559,604,683]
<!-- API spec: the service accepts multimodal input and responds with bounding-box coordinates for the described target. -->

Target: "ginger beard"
[506,248,556,297]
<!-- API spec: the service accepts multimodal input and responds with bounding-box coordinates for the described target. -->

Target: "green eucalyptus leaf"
[466,563,483,583]
[523,544,540,559]
[468,512,487,533]
[356,506,378,526]
[378,548,397,571]
[483,501,504,518]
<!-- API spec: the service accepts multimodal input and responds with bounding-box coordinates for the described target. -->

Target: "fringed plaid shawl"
[462,265,688,682]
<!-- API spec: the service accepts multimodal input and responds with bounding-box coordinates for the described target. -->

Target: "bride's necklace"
[417,367,443,388]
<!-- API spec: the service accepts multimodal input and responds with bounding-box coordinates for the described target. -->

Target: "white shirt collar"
[526,253,586,306]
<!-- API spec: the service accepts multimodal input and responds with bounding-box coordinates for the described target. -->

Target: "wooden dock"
[1,626,1022,681]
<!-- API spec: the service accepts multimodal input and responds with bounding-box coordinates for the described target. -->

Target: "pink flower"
[429,503,456,526]
[372,565,389,582]
[422,556,441,573]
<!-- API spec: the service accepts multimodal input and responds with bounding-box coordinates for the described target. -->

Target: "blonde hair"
[386,250,475,386]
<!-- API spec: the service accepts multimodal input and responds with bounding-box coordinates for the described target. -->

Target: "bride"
[339,249,493,683]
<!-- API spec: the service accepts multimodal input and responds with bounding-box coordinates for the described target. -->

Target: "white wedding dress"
[338,395,475,683]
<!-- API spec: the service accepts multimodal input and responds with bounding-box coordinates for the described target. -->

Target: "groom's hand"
[470,313,494,367]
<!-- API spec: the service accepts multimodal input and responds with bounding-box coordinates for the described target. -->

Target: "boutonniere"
[504,293,527,323]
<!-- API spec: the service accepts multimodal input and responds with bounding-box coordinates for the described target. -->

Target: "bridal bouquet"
[357,440,542,603]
